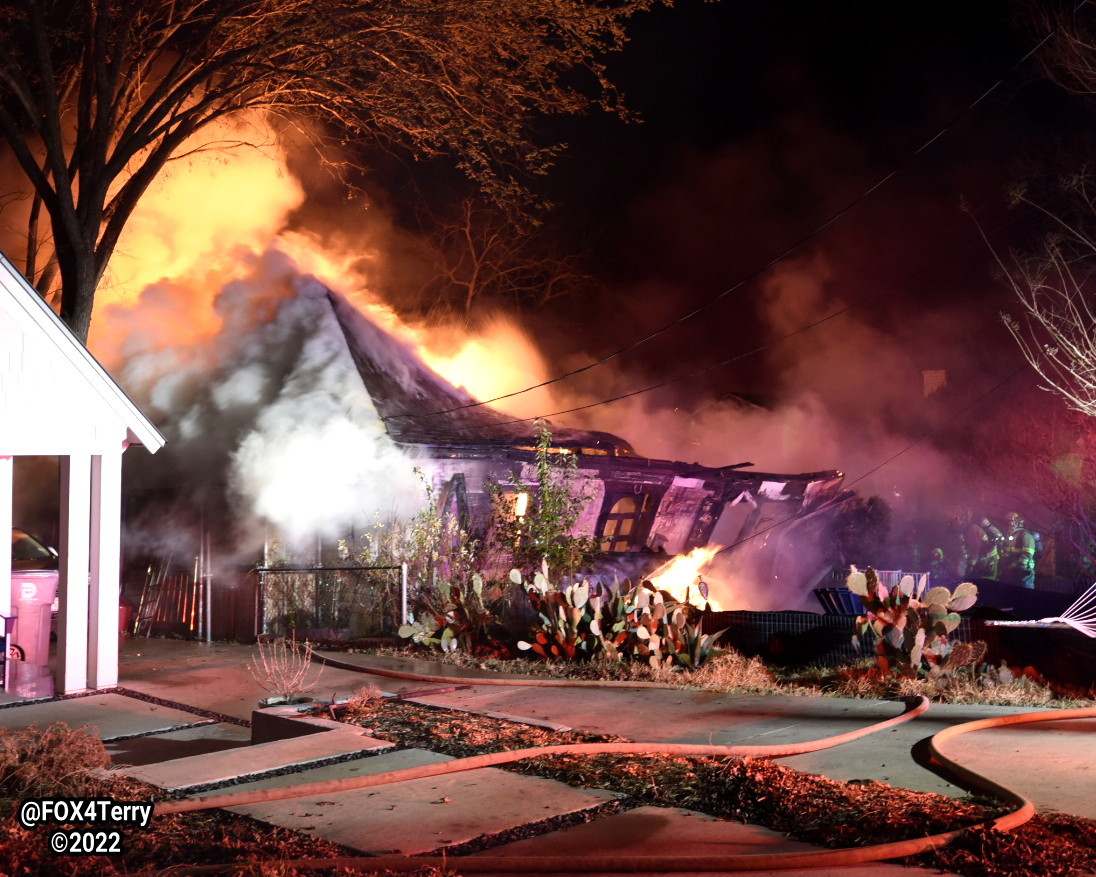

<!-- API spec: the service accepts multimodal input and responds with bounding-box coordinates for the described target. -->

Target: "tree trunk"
[55,239,97,344]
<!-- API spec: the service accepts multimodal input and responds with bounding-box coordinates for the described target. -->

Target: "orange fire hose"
[149,659,1096,874]
[315,652,709,687]
[156,694,930,817]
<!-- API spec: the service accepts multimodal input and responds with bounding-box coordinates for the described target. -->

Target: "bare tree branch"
[996,4,1096,415]
[414,196,598,317]
[0,0,666,339]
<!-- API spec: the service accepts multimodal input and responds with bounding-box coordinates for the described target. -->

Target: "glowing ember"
[648,546,723,610]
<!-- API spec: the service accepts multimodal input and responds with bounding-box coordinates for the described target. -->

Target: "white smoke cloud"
[112,246,424,558]
[228,275,422,545]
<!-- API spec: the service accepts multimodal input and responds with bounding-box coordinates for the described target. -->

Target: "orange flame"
[88,114,555,420]
[647,546,723,610]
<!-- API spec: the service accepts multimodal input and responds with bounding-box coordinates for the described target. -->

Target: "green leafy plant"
[487,421,597,578]
[353,467,492,641]
[846,565,978,677]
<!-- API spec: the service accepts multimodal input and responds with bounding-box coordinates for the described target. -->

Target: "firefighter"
[928,546,950,584]
[1002,512,1038,589]
[965,513,1003,579]
[943,507,973,577]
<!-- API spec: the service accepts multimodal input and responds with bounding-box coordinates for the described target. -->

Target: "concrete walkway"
[1,637,1092,875]
[318,648,1096,819]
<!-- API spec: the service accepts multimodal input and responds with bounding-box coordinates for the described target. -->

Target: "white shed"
[0,252,165,694]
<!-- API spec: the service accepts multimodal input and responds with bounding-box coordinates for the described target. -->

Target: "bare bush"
[248,635,323,702]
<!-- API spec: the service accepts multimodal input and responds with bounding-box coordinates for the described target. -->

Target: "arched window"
[600,495,650,552]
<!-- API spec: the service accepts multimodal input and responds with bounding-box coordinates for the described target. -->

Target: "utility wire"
[386,26,1056,424]
[463,204,1030,428]
[839,366,1030,495]
[481,293,872,426]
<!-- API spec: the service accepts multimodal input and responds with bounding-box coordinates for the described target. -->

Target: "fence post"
[401,563,409,624]
[204,530,212,644]
[255,571,266,639]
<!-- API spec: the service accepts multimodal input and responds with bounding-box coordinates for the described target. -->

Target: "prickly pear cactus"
[514,562,602,660]
[846,566,978,677]
[397,572,509,656]
[513,565,724,668]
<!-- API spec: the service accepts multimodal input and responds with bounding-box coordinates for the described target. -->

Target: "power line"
[457,203,1031,428]
[482,293,873,427]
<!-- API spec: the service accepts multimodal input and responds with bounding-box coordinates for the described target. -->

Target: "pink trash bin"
[11,570,59,666]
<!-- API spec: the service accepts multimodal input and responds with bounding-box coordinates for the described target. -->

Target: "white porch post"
[88,450,122,689]
[58,453,91,693]
[0,456,12,617]
[0,455,12,692]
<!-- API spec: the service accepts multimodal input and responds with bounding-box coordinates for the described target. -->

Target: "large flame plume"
[93,115,554,415]
[89,116,560,549]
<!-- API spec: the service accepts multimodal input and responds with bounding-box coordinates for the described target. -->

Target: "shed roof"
[0,253,166,453]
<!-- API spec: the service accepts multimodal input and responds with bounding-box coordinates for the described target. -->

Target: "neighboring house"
[0,253,165,694]
[327,291,846,575]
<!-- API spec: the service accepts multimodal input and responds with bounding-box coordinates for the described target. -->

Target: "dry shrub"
[685,650,785,693]
[248,635,323,701]
[937,675,1055,707]
[894,663,1055,706]
[831,669,887,699]
[0,722,162,876]
[829,660,1060,707]
[344,682,384,720]
[0,721,134,800]
[948,640,989,669]
[574,649,783,691]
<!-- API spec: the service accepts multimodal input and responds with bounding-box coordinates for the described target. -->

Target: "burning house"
[326,291,847,610]
[121,268,850,641]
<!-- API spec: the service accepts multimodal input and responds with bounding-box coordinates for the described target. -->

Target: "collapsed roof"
[327,289,843,505]
[328,290,634,455]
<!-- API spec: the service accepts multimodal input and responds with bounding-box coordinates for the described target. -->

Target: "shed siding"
[0,308,129,454]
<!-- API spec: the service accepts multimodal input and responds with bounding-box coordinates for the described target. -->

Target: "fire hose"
[150,659,1096,874]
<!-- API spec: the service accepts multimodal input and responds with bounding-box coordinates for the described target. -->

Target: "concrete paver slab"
[202,747,619,856]
[118,641,392,722]
[0,692,211,739]
[406,684,971,794]
[383,681,915,747]
[105,722,252,766]
[117,729,393,791]
[390,676,1096,816]
[471,806,960,877]
[778,702,1096,815]
[929,717,1096,821]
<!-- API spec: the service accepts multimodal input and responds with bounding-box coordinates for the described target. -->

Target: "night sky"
[351,0,1096,542]
[520,1,1083,404]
